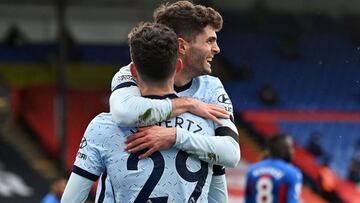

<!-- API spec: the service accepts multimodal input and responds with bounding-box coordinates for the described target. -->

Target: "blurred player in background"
[62,22,239,203]
[100,1,240,202]
[245,133,302,203]
[42,177,67,203]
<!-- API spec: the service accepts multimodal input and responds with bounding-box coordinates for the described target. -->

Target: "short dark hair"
[267,132,294,162]
[128,22,178,85]
[153,1,223,42]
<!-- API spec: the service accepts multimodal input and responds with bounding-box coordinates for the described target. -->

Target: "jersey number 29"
[127,150,208,203]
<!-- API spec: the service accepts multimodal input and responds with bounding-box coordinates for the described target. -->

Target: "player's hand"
[171,97,229,126]
[187,98,229,126]
[124,126,176,159]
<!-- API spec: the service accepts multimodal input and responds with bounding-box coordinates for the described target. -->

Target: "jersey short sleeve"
[111,63,137,92]
[201,76,234,119]
[73,114,111,180]
[210,77,233,115]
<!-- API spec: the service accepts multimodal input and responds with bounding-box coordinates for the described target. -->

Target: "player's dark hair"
[267,132,293,162]
[128,22,178,85]
[153,0,223,42]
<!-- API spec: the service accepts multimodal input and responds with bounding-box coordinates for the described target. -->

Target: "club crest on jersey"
[80,137,87,149]
[217,94,231,104]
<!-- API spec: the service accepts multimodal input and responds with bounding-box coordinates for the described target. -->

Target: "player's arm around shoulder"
[110,65,230,127]
[110,64,172,127]
[213,118,241,167]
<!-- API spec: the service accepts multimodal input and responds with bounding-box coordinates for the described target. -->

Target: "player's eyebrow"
[207,36,217,42]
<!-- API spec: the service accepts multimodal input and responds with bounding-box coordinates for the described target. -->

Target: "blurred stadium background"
[0,0,359,202]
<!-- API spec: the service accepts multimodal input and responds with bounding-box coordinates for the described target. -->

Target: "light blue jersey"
[110,64,234,126]
[95,64,239,203]
[74,109,217,203]
[174,74,234,121]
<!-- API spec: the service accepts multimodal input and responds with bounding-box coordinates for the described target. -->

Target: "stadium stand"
[1,10,359,203]
[218,13,360,203]
[10,86,110,168]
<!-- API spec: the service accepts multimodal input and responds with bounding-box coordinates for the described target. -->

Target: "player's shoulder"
[115,63,131,74]
[112,63,132,80]
[248,159,286,172]
[85,113,133,148]
[196,75,228,99]
[274,160,302,179]
[247,159,268,172]
[91,112,114,123]
[246,160,266,179]
[111,63,136,91]
[197,75,223,86]
[86,113,119,135]
[286,163,302,176]
[284,165,302,183]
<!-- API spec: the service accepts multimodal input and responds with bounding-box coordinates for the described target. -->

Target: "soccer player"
[104,2,240,202]
[61,22,238,203]
[110,1,233,128]
[245,133,303,203]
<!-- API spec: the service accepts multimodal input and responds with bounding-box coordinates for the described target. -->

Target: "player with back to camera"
[104,1,240,202]
[61,22,238,203]
[245,133,303,203]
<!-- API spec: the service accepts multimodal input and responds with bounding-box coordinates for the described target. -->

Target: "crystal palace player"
[61,22,239,203]
[245,133,302,203]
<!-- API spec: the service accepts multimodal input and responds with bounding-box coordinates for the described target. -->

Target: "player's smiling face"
[184,25,220,77]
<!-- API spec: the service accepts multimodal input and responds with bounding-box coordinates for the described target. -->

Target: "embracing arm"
[110,86,172,127]
[110,87,228,127]
[174,120,240,168]
[125,119,240,168]
[110,66,228,127]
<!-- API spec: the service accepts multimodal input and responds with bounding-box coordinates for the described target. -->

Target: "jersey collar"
[174,79,193,93]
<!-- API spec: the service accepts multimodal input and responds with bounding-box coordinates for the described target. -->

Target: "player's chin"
[204,63,212,74]
[206,68,212,74]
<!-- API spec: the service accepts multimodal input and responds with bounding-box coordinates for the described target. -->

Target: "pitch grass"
[0,63,120,89]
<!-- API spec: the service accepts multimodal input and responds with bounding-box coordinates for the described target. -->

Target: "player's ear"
[130,63,138,80]
[177,37,187,55]
[176,58,183,74]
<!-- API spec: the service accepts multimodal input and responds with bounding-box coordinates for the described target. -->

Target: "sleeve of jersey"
[208,77,235,121]
[61,173,94,203]
[110,67,172,127]
[174,119,240,168]
[287,169,303,203]
[208,174,228,203]
[72,121,106,181]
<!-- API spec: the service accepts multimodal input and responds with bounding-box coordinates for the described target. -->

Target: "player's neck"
[174,70,193,87]
[138,81,175,97]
